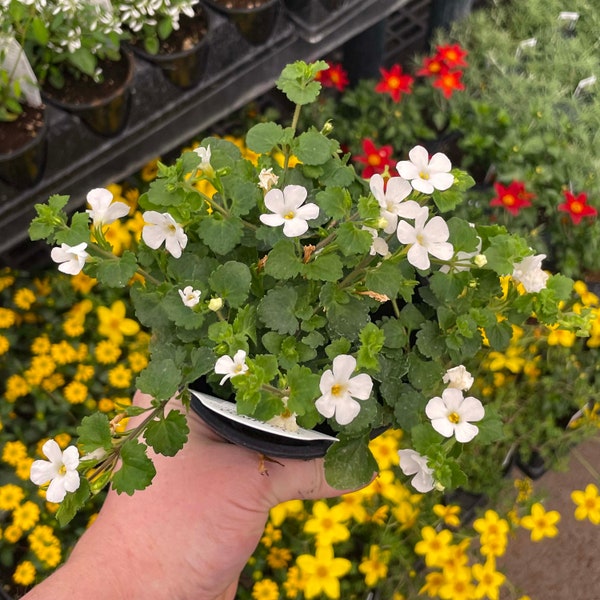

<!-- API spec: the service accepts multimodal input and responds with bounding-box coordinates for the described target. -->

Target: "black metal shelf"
[0,0,411,266]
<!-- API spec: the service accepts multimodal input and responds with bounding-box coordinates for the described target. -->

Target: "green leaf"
[77,412,113,454]
[136,358,182,401]
[324,436,378,489]
[302,253,344,282]
[112,440,156,495]
[245,122,285,153]
[294,131,334,166]
[257,287,298,335]
[96,251,138,287]
[197,216,244,255]
[145,409,189,456]
[357,322,385,371]
[209,261,252,308]
[57,480,91,527]
[276,60,328,106]
[264,239,302,279]
[336,222,373,256]
[316,186,352,220]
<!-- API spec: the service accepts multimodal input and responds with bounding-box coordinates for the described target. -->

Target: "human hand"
[24,391,361,600]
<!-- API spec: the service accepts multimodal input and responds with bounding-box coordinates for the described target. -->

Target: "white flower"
[178,286,201,307]
[141,211,188,258]
[442,365,474,391]
[396,145,454,194]
[369,173,421,233]
[50,242,89,275]
[439,235,482,274]
[258,167,279,192]
[425,388,485,443]
[259,185,319,237]
[362,226,389,257]
[315,354,373,425]
[30,439,81,503]
[194,144,212,172]
[214,349,249,385]
[512,254,549,293]
[398,449,435,493]
[208,297,224,311]
[396,207,454,270]
[86,187,130,227]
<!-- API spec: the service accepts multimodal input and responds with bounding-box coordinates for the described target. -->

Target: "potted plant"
[116,0,212,89]
[438,0,600,279]
[8,0,133,137]
[28,60,583,525]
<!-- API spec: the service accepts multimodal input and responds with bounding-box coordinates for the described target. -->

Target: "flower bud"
[208,297,224,311]
[474,254,488,268]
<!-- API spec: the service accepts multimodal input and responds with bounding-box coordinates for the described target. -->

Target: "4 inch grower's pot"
[41,50,134,137]
[129,5,211,89]
[202,0,280,46]
[0,104,47,189]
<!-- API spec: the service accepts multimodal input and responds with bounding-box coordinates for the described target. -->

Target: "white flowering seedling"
[29,60,585,524]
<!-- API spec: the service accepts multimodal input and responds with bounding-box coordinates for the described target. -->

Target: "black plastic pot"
[202,0,280,46]
[130,7,211,89]
[42,51,134,137]
[0,108,47,190]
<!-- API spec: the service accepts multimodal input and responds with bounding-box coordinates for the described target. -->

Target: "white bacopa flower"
[398,449,435,493]
[141,210,188,258]
[86,187,130,227]
[425,388,485,443]
[178,285,201,307]
[259,184,319,237]
[512,254,549,293]
[50,242,89,275]
[443,365,474,391]
[440,235,482,274]
[30,439,81,503]
[369,173,421,233]
[362,226,389,257]
[194,144,212,172]
[396,145,454,194]
[315,354,373,426]
[396,207,454,270]
[258,167,279,192]
[214,349,249,385]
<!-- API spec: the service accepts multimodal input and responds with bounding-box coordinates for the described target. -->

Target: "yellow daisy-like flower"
[269,498,305,526]
[303,500,350,547]
[13,287,36,310]
[70,271,97,294]
[0,270,15,291]
[369,428,401,470]
[108,364,133,389]
[546,325,576,347]
[98,397,116,413]
[438,565,475,600]
[95,339,122,364]
[296,545,351,600]
[2,440,28,466]
[266,546,292,569]
[472,558,506,600]
[0,484,26,510]
[358,544,390,587]
[0,307,17,328]
[15,457,34,481]
[3,524,23,543]
[0,334,9,355]
[13,501,41,531]
[63,317,85,337]
[571,483,600,524]
[251,578,279,600]
[128,350,149,373]
[41,373,65,394]
[260,522,282,548]
[414,526,453,568]
[63,380,89,404]
[433,503,462,528]
[520,502,560,541]
[30,335,51,355]
[97,300,140,345]
[13,560,36,586]
[5,374,30,402]
[283,565,306,598]
[50,340,79,365]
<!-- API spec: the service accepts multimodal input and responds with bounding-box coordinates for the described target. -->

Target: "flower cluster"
[28,61,583,528]
[0,262,148,592]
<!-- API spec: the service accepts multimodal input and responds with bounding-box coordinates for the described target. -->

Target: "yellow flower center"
[284,211,295,220]
[331,383,344,396]
[419,171,430,180]
[448,412,461,424]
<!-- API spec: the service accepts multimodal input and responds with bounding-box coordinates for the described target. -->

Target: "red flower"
[316,61,349,93]
[558,190,598,224]
[375,64,414,102]
[490,181,535,216]
[432,68,465,99]
[434,44,468,69]
[353,139,396,178]
[416,55,446,78]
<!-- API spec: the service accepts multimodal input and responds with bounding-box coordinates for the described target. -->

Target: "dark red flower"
[416,55,446,78]
[558,190,598,224]
[490,181,535,216]
[432,67,465,99]
[353,139,397,178]
[434,44,468,69]
[316,61,349,93]
[374,64,414,102]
